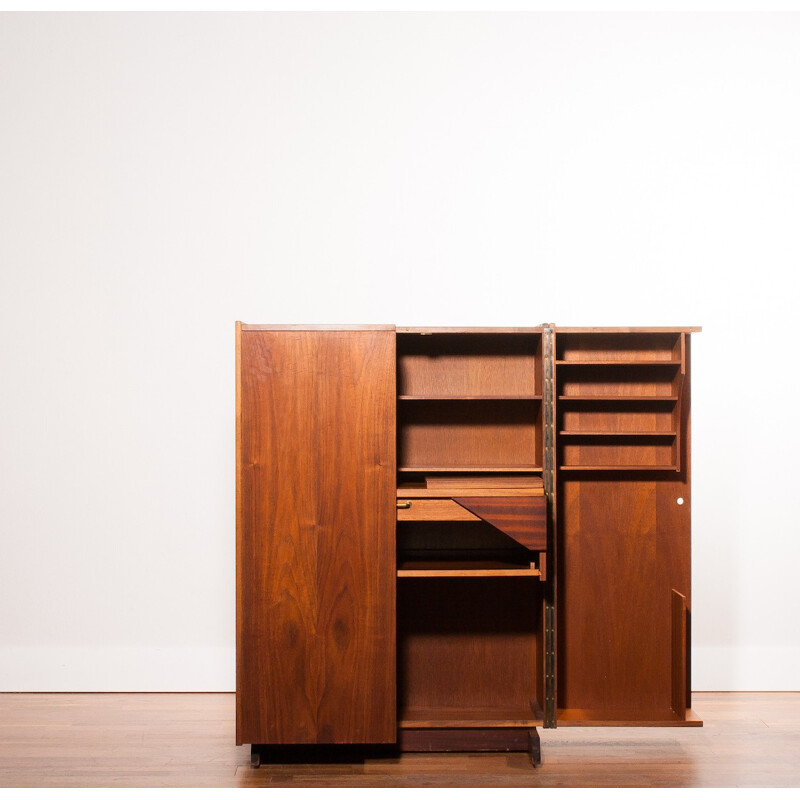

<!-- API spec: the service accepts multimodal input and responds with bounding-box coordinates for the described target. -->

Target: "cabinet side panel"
[237,329,396,745]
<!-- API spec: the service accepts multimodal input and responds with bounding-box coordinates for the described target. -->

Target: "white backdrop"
[1,12,798,690]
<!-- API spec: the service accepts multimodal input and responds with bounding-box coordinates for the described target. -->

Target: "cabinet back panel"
[557,478,690,719]
[560,441,676,468]
[560,405,675,432]
[237,329,396,745]
[398,578,542,715]
[558,366,680,397]
[398,334,540,396]
[399,401,538,469]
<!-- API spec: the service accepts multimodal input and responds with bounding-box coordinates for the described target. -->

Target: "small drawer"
[396,499,481,522]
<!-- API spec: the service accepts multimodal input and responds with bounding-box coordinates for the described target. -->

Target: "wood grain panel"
[558,365,680,398]
[237,328,396,745]
[452,496,547,550]
[560,439,675,468]
[557,479,670,717]
[560,402,676,432]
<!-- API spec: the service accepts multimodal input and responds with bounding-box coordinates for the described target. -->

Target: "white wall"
[1,12,798,691]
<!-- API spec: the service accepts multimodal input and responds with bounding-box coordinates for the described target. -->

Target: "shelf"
[398,465,542,473]
[556,360,682,366]
[559,431,677,437]
[397,485,544,498]
[558,465,679,472]
[399,702,543,729]
[556,708,703,727]
[558,395,679,402]
[398,395,542,401]
[397,561,541,578]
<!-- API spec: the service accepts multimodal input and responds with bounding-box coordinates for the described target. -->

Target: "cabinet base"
[250,728,544,768]
[249,743,397,767]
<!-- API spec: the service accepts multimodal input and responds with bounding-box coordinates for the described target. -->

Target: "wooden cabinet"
[236,324,701,762]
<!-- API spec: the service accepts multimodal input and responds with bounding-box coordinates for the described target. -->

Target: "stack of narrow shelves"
[555,332,686,471]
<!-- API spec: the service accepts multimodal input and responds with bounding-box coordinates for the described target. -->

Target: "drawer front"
[396,499,481,522]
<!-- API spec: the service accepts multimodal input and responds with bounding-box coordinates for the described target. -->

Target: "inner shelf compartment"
[556,332,683,363]
[559,438,678,469]
[557,363,682,399]
[397,332,541,397]
[559,399,678,433]
[397,520,537,575]
[398,399,540,471]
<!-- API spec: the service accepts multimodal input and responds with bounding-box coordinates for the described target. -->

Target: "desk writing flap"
[452,496,547,550]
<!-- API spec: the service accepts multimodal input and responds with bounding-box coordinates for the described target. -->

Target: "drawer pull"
[396,501,412,509]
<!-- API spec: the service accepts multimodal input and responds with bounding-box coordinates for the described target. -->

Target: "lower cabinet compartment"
[397,576,544,734]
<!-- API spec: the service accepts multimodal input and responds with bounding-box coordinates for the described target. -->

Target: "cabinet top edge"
[554,326,701,333]
[397,327,544,334]
[239,324,701,333]
[239,324,396,331]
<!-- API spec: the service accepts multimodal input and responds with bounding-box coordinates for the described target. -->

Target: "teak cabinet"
[236,324,701,764]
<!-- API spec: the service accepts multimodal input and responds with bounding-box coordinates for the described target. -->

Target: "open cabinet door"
[236,326,396,745]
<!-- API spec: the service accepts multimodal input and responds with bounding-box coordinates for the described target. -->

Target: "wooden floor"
[0,693,798,787]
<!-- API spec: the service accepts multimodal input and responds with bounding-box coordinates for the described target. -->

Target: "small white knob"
[676,497,684,505]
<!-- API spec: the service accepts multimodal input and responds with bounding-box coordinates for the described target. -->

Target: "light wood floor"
[0,693,798,787]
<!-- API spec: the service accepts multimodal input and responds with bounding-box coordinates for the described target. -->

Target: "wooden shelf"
[399,702,543,729]
[398,395,542,401]
[558,465,679,472]
[399,465,542,473]
[557,395,679,402]
[397,560,540,578]
[556,708,703,727]
[556,360,682,366]
[397,485,544,498]
[559,431,677,437]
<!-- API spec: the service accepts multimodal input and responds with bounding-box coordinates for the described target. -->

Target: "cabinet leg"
[528,728,542,767]
[250,745,261,768]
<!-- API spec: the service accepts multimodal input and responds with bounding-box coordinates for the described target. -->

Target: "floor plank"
[0,693,798,787]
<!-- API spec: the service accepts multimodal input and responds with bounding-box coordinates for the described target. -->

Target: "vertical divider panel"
[542,324,557,728]
[671,589,688,719]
